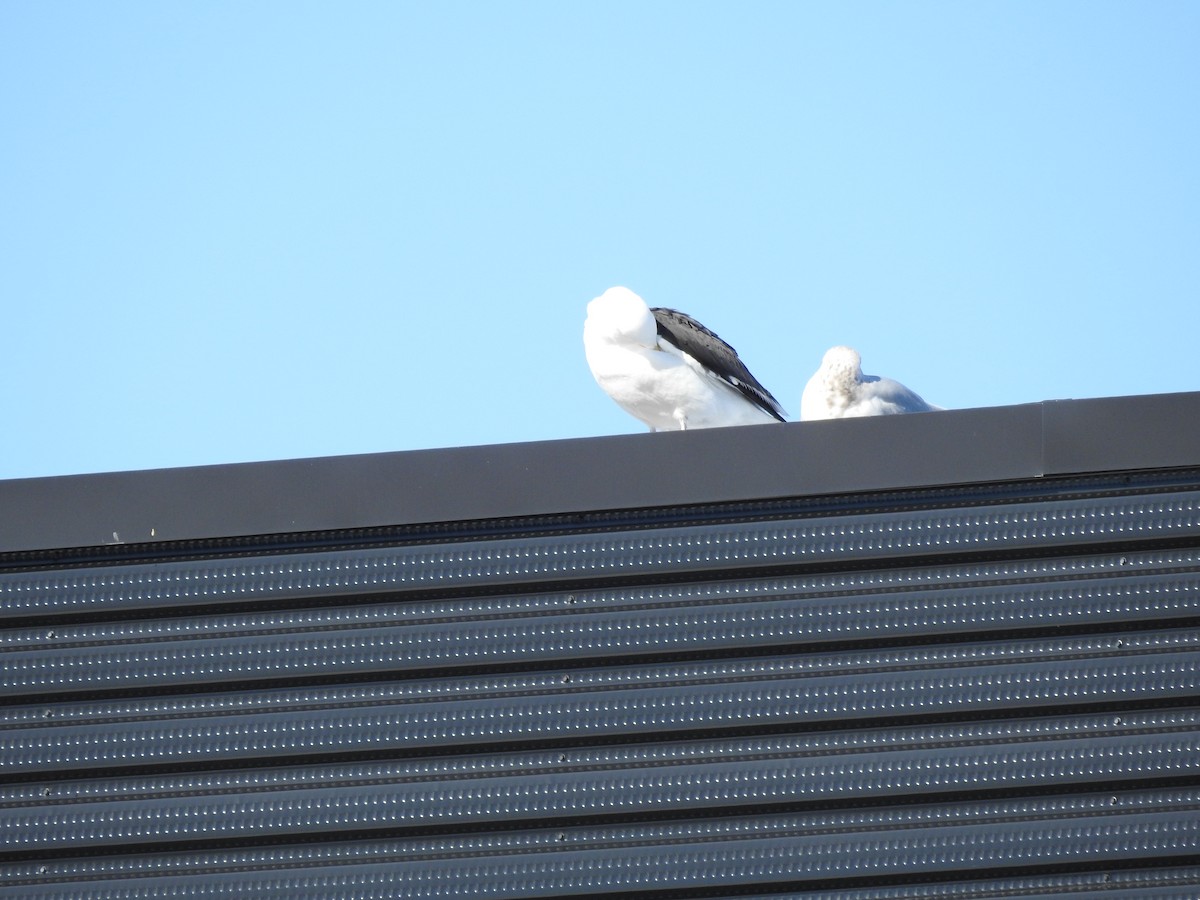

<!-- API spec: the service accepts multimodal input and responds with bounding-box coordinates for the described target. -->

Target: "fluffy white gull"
[584,286,787,431]
[800,345,941,421]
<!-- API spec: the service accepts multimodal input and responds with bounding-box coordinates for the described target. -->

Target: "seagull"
[584,286,787,431]
[800,345,941,421]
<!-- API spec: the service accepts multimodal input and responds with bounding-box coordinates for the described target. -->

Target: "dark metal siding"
[2,395,1199,898]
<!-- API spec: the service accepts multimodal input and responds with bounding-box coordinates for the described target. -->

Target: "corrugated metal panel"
[2,401,1200,898]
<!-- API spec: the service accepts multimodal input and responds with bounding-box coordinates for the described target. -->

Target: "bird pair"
[584,286,939,432]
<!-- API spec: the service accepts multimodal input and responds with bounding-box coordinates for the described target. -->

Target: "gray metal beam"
[4,390,1198,556]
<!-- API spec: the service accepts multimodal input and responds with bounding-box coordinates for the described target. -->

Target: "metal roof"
[2,391,1199,898]
[2,390,1199,554]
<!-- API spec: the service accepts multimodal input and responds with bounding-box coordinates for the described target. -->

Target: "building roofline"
[2,391,1198,554]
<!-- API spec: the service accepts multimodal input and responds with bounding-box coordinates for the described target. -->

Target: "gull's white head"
[800,345,867,421]
[584,286,658,349]
[820,345,864,378]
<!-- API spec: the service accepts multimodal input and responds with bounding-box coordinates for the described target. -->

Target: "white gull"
[801,345,941,421]
[584,286,786,431]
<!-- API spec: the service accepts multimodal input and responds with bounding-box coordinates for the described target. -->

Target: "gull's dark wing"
[651,307,787,422]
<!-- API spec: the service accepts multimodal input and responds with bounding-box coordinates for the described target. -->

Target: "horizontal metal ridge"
[3,708,1193,804]
[3,632,1196,774]
[5,727,1199,851]
[1,793,1197,898]
[3,545,1199,651]
[5,490,1200,618]
[4,566,1199,696]
[4,789,1196,884]
[3,629,1195,727]
[713,867,1200,900]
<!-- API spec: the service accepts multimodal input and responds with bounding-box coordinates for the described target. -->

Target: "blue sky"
[2,2,1197,479]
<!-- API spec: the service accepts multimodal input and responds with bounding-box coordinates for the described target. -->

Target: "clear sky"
[2,2,1197,480]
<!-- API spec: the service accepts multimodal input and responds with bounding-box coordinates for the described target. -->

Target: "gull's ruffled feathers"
[584,286,786,431]
[801,345,940,421]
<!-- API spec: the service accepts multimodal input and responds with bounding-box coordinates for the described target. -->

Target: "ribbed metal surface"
[1,708,1191,801]
[0,795,1197,898]
[3,791,1198,884]
[1,544,1195,662]
[5,488,1200,618]
[5,563,1200,696]
[2,455,1199,897]
[3,633,1199,775]
[7,723,1200,850]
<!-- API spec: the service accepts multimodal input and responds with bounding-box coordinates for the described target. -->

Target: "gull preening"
[801,345,940,421]
[584,286,786,431]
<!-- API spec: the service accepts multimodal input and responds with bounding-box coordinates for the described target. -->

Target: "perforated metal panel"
[2,397,1199,898]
